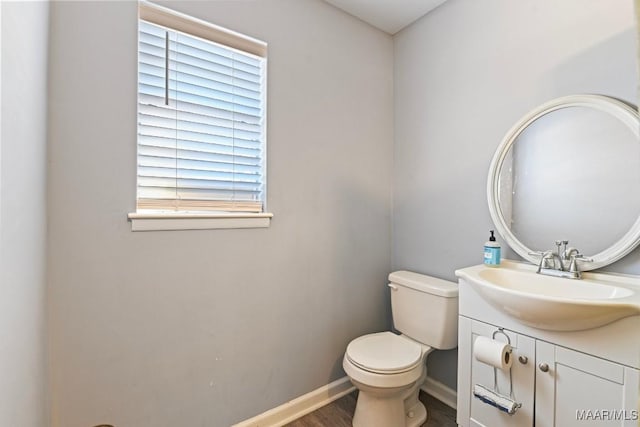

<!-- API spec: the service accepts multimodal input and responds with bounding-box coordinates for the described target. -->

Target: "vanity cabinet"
[457,265,640,427]
[458,316,640,427]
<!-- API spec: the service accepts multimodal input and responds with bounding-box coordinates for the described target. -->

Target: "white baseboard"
[421,376,457,410]
[231,376,355,427]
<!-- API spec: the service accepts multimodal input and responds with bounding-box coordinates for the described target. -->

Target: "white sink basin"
[456,261,640,331]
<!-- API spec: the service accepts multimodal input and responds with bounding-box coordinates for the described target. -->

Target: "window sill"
[127,212,273,231]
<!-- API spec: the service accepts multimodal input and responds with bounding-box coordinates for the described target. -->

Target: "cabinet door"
[535,341,640,427]
[467,320,535,427]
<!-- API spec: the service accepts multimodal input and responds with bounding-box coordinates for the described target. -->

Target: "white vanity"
[456,261,640,427]
[456,95,640,427]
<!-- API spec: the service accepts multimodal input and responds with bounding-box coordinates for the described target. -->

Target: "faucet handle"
[530,250,557,271]
[571,254,593,263]
[568,253,594,273]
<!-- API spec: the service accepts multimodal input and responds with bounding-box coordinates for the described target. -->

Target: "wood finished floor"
[284,390,457,427]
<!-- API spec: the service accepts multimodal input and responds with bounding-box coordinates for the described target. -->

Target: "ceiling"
[323,0,448,35]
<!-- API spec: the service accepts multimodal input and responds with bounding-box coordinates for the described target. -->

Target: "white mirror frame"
[487,94,640,271]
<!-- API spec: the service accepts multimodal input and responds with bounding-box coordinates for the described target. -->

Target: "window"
[129,2,271,231]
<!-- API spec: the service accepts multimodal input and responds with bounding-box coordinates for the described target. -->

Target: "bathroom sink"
[455,261,640,331]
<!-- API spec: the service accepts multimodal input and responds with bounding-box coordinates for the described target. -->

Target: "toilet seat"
[346,332,422,374]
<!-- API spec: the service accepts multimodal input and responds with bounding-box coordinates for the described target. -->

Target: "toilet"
[343,270,458,427]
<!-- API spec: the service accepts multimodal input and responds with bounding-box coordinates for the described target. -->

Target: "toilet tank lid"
[388,270,458,298]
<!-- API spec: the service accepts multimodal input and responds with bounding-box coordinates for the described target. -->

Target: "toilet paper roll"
[474,336,513,370]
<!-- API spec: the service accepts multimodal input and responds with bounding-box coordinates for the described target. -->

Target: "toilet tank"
[389,270,459,350]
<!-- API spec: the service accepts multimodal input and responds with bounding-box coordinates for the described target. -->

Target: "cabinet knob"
[538,363,549,372]
[518,355,528,364]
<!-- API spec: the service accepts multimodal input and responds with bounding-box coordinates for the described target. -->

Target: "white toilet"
[343,270,458,427]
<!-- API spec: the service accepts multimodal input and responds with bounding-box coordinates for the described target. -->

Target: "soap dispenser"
[484,230,501,267]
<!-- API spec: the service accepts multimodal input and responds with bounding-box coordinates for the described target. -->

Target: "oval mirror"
[488,94,640,271]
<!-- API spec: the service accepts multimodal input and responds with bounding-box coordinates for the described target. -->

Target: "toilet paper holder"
[472,328,522,415]
[490,329,516,398]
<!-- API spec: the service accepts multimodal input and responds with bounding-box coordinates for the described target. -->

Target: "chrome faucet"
[529,240,593,279]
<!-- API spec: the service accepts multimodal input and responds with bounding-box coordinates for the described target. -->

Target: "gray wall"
[47,1,393,426]
[393,0,638,390]
[0,2,49,426]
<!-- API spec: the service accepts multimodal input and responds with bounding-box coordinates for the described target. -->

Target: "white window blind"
[137,7,267,213]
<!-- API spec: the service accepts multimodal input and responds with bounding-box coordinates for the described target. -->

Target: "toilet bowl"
[343,271,458,427]
[343,331,433,427]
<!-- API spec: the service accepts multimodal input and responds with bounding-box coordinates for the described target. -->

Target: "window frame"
[129,1,271,231]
